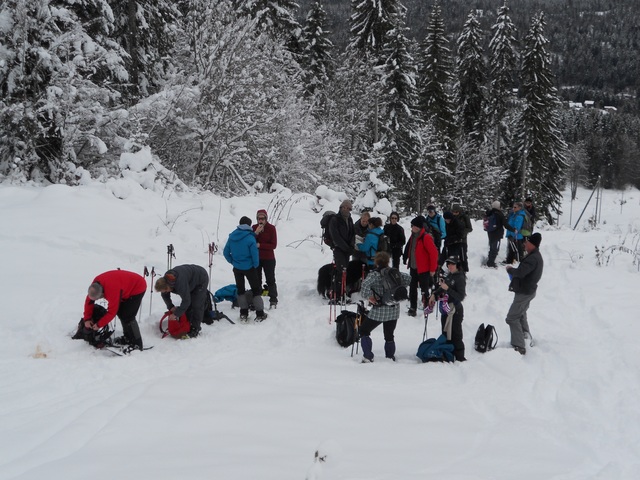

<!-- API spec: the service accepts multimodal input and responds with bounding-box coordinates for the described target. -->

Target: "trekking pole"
[149,267,156,316]
[208,242,217,291]
[167,244,175,270]
[341,267,347,308]
[351,302,364,357]
[140,266,149,322]
[329,262,337,324]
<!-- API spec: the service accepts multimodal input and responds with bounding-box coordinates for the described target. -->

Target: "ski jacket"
[457,212,473,241]
[328,213,355,255]
[358,226,383,265]
[403,228,439,275]
[444,217,465,245]
[488,208,514,239]
[508,248,544,295]
[161,264,209,318]
[506,210,526,240]
[431,270,466,307]
[83,270,147,328]
[252,221,277,261]
[383,222,406,253]
[224,225,259,270]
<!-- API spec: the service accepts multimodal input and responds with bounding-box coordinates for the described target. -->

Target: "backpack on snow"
[416,334,455,363]
[483,211,499,232]
[320,211,337,247]
[474,323,498,353]
[335,310,359,347]
[372,267,408,305]
[520,210,533,237]
[159,312,191,339]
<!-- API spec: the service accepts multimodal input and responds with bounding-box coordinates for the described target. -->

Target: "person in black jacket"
[328,200,356,301]
[383,211,406,269]
[505,233,544,355]
[451,203,472,272]
[428,255,467,361]
[441,211,464,266]
[485,200,515,268]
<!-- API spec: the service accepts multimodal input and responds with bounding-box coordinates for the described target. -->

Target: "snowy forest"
[1,0,639,220]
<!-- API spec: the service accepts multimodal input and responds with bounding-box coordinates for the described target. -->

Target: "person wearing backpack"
[524,197,537,225]
[505,233,544,355]
[425,205,446,252]
[222,217,268,322]
[328,200,356,301]
[356,217,383,267]
[252,209,278,309]
[403,216,439,317]
[155,264,210,337]
[428,255,467,361]
[485,201,515,268]
[505,202,527,264]
[451,204,472,272]
[384,211,406,269]
[73,270,147,350]
[359,251,412,362]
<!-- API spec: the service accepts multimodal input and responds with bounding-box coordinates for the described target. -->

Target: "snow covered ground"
[2,169,640,479]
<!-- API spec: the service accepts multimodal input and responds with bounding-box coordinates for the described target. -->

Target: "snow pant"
[440,303,465,361]
[409,268,432,311]
[506,237,524,264]
[234,267,265,316]
[117,292,145,348]
[183,284,207,335]
[332,248,350,300]
[359,317,397,361]
[257,258,278,305]
[505,292,535,350]
[460,242,469,272]
[487,234,501,267]
[391,247,403,269]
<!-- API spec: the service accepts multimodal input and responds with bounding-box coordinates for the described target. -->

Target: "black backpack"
[373,267,408,305]
[483,212,498,232]
[335,310,358,347]
[320,211,337,247]
[474,323,498,353]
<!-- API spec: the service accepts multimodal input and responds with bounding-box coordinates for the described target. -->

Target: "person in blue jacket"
[505,202,527,264]
[356,217,384,267]
[425,205,446,252]
[223,216,268,322]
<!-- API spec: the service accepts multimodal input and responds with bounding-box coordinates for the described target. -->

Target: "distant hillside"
[296,0,640,113]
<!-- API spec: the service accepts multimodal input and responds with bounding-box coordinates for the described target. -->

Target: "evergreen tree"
[233,0,302,52]
[514,12,568,220]
[109,1,182,100]
[348,0,402,61]
[0,0,128,182]
[416,3,457,173]
[488,3,518,160]
[454,11,486,144]
[300,2,334,100]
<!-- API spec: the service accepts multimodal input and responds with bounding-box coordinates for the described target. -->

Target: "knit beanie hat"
[443,211,454,220]
[256,209,268,220]
[491,200,501,209]
[410,215,425,228]
[526,232,542,248]
[239,216,252,226]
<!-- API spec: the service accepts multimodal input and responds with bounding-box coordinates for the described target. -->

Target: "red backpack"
[159,312,191,339]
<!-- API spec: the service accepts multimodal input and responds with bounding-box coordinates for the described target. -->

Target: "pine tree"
[233,0,302,51]
[300,2,334,100]
[416,3,457,176]
[454,11,486,144]
[348,0,402,61]
[514,12,568,220]
[488,3,518,161]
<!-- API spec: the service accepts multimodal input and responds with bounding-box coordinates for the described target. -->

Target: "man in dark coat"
[328,199,355,301]
[485,200,515,268]
[442,211,464,266]
[451,203,472,272]
[505,233,544,355]
[155,264,210,337]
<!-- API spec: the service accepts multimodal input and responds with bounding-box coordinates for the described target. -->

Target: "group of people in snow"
[72,198,543,360]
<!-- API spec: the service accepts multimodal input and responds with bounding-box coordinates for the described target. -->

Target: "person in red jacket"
[252,209,278,308]
[77,270,146,349]
[403,216,439,316]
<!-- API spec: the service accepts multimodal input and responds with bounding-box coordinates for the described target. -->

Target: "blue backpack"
[213,284,238,304]
[416,334,455,363]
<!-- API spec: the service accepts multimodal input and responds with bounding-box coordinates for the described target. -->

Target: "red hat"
[256,209,268,220]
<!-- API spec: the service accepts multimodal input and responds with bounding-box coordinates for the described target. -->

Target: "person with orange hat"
[252,209,278,308]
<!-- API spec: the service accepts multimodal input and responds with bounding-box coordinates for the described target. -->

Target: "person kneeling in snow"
[358,251,411,363]
[155,264,209,338]
[72,270,146,350]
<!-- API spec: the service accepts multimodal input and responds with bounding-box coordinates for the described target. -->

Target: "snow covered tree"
[299,2,334,100]
[416,3,457,166]
[109,1,182,100]
[513,12,568,220]
[233,0,302,54]
[488,3,518,161]
[0,0,128,183]
[348,0,403,61]
[454,11,486,144]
